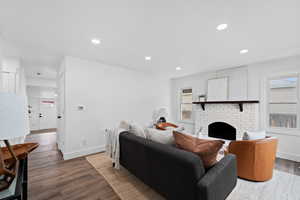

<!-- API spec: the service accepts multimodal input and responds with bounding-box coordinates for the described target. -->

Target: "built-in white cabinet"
[216,67,248,100]
[0,59,20,93]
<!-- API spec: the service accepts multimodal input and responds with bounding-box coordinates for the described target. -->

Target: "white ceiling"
[0,0,300,78]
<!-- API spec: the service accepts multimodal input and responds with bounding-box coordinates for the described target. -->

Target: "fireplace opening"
[208,122,236,140]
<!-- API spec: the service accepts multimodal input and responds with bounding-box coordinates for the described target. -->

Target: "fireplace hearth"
[208,122,236,140]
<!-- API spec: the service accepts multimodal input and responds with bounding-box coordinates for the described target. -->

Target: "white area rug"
[227,170,300,200]
[87,153,300,200]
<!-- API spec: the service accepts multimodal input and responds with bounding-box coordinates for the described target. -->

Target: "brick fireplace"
[194,103,259,140]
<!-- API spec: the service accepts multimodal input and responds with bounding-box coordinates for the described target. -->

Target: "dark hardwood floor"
[25,132,120,200]
[25,132,299,200]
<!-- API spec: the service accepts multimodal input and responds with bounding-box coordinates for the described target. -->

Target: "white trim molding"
[277,152,300,162]
[63,145,105,160]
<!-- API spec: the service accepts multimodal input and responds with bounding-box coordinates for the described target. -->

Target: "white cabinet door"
[0,71,17,93]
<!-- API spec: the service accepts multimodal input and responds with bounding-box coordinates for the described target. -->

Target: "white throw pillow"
[118,120,130,130]
[243,131,266,140]
[129,123,147,138]
[145,128,175,145]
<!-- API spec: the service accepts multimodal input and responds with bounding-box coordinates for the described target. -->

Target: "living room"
[0,1,299,200]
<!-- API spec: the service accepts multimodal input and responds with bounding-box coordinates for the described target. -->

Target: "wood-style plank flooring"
[275,157,300,176]
[26,132,299,200]
[26,132,120,200]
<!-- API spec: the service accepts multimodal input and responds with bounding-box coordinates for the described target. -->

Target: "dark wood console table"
[0,158,28,200]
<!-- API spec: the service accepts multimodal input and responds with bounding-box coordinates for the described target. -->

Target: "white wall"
[0,36,30,144]
[26,77,57,88]
[171,55,300,161]
[62,56,170,159]
[0,57,30,144]
[0,38,4,62]
[27,86,57,99]
[171,71,216,133]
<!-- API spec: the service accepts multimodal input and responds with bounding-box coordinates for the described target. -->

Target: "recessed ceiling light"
[176,67,182,71]
[216,24,228,31]
[145,56,151,61]
[91,38,101,45]
[240,49,249,54]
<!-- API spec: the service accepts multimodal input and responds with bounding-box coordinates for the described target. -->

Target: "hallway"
[25,132,119,200]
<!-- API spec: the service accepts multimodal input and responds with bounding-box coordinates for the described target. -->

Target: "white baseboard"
[277,152,300,162]
[63,145,105,160]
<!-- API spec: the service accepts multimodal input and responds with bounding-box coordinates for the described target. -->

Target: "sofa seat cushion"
[173,131,224,168]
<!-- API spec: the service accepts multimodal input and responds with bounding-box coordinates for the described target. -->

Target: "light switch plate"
[77,105,85,110]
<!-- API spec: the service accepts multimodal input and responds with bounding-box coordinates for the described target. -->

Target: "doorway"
[27,86,57,133]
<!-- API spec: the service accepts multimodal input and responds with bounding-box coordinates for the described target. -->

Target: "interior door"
[39,98,57,130]
[57,73,65,151]
[28,97,40,131]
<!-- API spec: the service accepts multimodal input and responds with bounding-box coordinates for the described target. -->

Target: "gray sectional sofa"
[119,131,237,200]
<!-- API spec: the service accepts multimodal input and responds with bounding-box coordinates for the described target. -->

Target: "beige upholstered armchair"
[228,137,278,182]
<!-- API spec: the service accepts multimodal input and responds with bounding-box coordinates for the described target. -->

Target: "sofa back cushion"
[173,131,224,168]
[129,123,147,138]
[119,131,205,200]
[145,139,205,200]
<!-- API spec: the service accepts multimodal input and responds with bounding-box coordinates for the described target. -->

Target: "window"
[180,88,193,121]
[268,75,299,129]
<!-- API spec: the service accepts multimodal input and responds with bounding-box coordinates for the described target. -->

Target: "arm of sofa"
[196,154,237,200]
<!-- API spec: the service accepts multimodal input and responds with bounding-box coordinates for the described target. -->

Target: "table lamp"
[0,93,27,191]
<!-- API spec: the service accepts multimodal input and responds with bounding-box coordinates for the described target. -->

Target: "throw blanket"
[105,121,130,169]
[105,128,123,169]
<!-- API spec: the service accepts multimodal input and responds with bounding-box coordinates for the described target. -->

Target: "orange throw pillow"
[173,131,224,168]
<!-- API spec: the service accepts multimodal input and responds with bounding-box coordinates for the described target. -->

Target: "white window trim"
[266,73,300,136]
[178,87,194,124]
